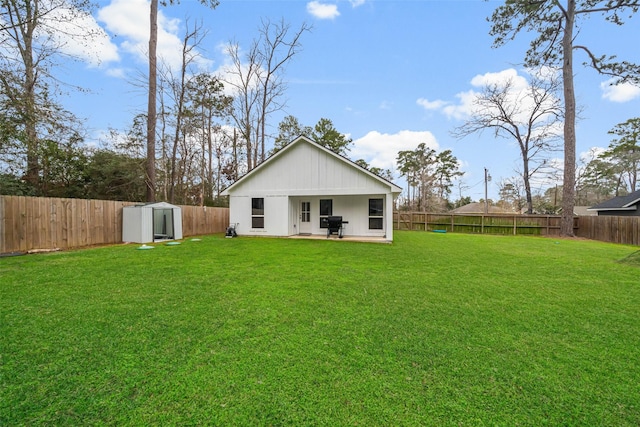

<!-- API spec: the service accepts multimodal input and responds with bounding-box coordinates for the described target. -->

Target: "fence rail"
[0,196,229,254]
[393,211,639,246]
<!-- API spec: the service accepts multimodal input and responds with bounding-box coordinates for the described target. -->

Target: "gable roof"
[221,136,402,195]
[588,189,640,211]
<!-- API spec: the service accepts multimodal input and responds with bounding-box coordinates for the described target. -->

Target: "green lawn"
[2,232,639,426]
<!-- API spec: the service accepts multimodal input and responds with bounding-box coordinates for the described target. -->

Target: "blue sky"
[58,0,639,200]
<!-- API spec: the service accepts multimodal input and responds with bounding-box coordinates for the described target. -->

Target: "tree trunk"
[23,29,39,191]
[233,128,238,181]
[522,160,533,214]
[169,27,192,204]
[159,88,169,201]
[560,0,576,236]
[245,123,252,171]
[146,0,158,202]
[17,1,40,191]
[206,109,213,204]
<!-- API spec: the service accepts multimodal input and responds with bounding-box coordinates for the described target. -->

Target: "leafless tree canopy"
[452,70,564,213]
[224,19,311,172]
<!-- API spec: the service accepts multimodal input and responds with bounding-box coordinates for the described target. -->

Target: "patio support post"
[385,195,394,241]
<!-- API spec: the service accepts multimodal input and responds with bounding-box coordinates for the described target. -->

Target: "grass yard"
[1,231,639,426]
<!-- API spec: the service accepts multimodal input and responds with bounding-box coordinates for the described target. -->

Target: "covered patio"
[287,233,391,244]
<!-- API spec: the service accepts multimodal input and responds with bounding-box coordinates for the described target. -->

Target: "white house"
[221,136,402,242]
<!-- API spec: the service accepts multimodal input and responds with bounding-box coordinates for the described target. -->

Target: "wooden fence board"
[0,196,4,253]
[0,196,230,253]
[394,211,638,246]
[3,198,636,253]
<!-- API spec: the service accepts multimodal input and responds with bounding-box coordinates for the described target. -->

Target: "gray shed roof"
[589,190,640,211]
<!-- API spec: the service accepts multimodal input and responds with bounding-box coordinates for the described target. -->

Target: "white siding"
[232,142,391,196]
[224,137,400,241]
[230,195,289,237]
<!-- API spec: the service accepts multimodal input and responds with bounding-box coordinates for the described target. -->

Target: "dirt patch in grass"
[618,250,640,268]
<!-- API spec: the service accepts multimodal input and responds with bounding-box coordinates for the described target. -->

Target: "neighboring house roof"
[573,206,597,216]
[588,190,640,212]
[221,136,402,196]
[450,202,511,214]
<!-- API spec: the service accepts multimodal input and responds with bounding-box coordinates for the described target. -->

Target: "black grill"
[327,216,348,238]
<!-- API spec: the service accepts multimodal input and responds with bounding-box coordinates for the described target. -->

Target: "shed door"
[299,201,311,234]
[153,208,174,240]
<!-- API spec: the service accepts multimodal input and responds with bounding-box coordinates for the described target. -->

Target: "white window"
[252,198,264,228]
[319,199,332,228]
[369,198,383,229]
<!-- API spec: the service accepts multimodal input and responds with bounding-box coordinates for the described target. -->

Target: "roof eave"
[589,206,637,211]
[622,198,640,208]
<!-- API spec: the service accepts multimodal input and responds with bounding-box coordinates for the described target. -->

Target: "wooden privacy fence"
[393,211,639,246]
[0,195,229,254]
[575,215,640,246]
[393,212,574,236]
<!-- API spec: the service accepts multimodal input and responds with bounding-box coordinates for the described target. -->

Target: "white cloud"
[97,0,206,72]
[351,130,439,171]
[105,67,127,79]
[416,98,447,110]
[469,68,527,90]
[378,100,392,110]
[420,68,562,126]
[349,0,366,7]
[35,2,119,67]
[441,90,476,120]
[601,78,640,102]
[307,1,340,20]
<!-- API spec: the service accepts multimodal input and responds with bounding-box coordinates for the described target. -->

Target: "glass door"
[299,201,311,234]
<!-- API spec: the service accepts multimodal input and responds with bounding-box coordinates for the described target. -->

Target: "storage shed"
[122,202,183,243]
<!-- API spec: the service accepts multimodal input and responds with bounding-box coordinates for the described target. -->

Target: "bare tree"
[162,20,206,204]
[224,19,310,172]
[397,143,462,212]
[489,0,640,235]
[185,74,231,204]
[146,0,219,202]
[452,70,564,214]
[498,177,526,212]
[224,41,261,172]
[255,19,311,163]
[0,0,98,193]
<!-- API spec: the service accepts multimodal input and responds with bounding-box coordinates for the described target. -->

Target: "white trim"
[623,198,640,208]
[221,136,402,196]
[588,206,637,211]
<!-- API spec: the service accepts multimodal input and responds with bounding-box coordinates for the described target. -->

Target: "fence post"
[0,196,4,254]
[547,216,550,235]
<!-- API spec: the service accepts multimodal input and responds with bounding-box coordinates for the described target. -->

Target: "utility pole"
[484,167,490,214]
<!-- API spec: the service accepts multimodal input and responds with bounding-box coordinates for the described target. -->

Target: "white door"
[299,201,311,234]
